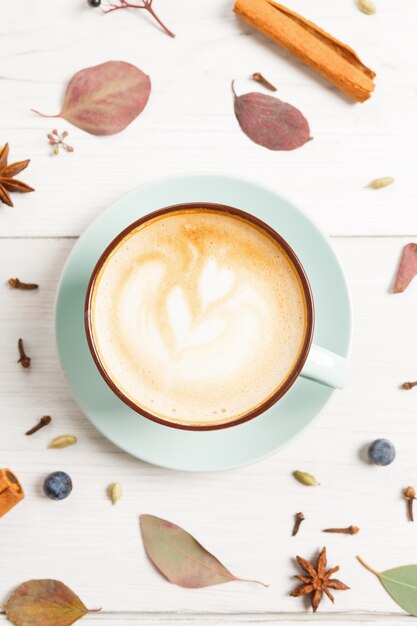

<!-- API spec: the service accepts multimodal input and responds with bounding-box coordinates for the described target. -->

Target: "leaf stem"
[356,555,380,577]
[231,80,238,98]
[237,577,269,588]
[31,109,60,118]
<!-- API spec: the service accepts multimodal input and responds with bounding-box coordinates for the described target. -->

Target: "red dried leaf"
[4,579,97,626]
[232,82,311,151]
[392,244,417,293]
[32,61,151,136]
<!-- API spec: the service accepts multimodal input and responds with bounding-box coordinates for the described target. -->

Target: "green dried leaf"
[293,470,320,486]
[140,514,268,588]
[4,579,96,626]
[357,556,417,616]
[108,482,122,505]
[48,435,77,449]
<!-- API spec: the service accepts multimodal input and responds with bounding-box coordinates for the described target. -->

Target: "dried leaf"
[293,470,320,486]
[140,514,268,588]
[48,435,77,449]
[32,61,151,136]
[392,244,417,293]
[108,482,123,505]
[4,579,95,626]
[232,81,311,151]
[368,176,395,189]
[357,556,417,617]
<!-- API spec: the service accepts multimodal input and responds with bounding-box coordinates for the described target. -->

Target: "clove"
[8,277,38,290]
[26,415,52,436]
[292,511,305,536]
[323,526,360,535]
[401,381,417,390]
[252,72,277,92]
[403,486,416,522]
[17,338,31,368]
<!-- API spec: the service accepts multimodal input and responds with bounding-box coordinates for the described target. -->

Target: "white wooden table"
[1,1,417,624]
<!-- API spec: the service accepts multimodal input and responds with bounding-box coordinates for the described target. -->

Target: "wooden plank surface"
[1,237,417,621]
[2,1,417,624]
[0,0,416,236]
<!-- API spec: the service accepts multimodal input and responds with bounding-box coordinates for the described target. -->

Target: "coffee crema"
[89,208,308,426]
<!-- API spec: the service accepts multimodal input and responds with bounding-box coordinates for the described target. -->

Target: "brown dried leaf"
[392,244,417,293]
[232,81,311,151]
[4,579,95,626]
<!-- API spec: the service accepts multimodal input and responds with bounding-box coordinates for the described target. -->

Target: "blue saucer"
[55,174,351,471]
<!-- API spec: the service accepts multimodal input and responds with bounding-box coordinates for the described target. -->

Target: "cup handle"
[300,345,348,389]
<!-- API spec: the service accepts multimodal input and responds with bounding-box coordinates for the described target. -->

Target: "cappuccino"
[89,208,308,427]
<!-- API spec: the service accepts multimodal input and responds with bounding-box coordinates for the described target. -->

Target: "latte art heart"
[90,209,307,426]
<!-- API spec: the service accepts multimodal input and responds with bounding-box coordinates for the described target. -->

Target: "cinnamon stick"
[0,469,25,518]
[234,0,376,102]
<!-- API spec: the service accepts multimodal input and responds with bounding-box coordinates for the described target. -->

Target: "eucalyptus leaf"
[232,81,311,151]
[140,514,267,588]
[379,566,417,616]
[32,61,151,136]
[357,556,417,616]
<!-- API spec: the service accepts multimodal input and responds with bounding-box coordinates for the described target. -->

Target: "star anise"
[290,547,349,612]
[0,143,34,207]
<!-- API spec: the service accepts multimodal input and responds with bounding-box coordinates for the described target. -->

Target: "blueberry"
[87,0,101,6]
[43,471,73,500]
[368,439,396,466]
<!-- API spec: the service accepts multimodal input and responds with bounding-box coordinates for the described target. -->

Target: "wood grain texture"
[0,613,415,624]
[0,0,416,236]
[1,1,417,624]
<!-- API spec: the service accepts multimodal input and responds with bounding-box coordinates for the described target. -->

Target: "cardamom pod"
[108,482,123,505]
[358,0,377,15]
[293,470,320,486]
[48,435,77,449]
[368,176,395,189]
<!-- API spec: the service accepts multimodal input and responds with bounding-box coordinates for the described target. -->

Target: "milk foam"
[91,209,307,426]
